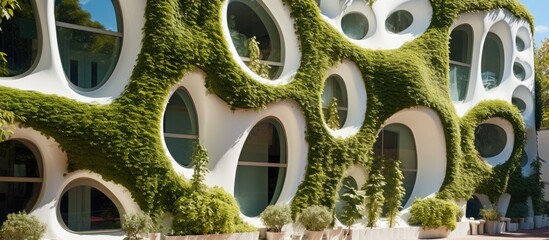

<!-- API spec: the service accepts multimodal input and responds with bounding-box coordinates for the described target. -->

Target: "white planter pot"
[266,232,285,240]
[303,230,324,240]
[165,232,259,240]
[418,227,450,239]
[485,221,498,234]
[507,223,518,232]
[495,222,504,234]
[535,215,544,228]
[148,233,162,240]
[325,229,344,240]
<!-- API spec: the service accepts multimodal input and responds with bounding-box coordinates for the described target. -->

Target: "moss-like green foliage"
[408,198,460,231]
[0,0,532,231]
[0,211,46,240]
[326,97,340,130]
[364,158,385,228]
[383,158,405,228]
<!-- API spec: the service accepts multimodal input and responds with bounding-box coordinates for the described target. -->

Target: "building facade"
[0,0,537,239]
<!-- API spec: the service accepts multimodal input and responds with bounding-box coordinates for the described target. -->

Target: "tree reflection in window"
[60,186,121,231]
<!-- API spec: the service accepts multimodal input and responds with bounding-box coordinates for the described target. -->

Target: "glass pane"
[0,182,41,224]
[56,27,121,88]
[60,186,121,231]
[0,141,39,178]
[335,176,358,219]
[341,13,369,40]
[235,119,286,217]
[466,195,482,219]
[55,0,120,32]
[516,37,525,52]
[402,171,416,205]
[449,25,472,64]
[322,75,348,128]
[513,62,525,81]
[0,0,38,77]
[164,90,198,135]
[512,97,526,113]
[164,138,198,167]
[474,124,507,158]
[385,10,413,33]
[449,63,471,101]
[481,33,504,90]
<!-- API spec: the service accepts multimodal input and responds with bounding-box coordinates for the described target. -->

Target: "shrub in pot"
[408,198,459,238]
[299,205,333,240]
[260,204,292,240]
[122,212,155,240]
[0,211,46,240]
[338,185,366,238]
[480,207,500,234]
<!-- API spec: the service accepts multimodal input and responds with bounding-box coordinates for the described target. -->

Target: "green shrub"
[122,212,155,240]
[298,205,333,231]
[338,185,366,229]
[260,204,292,232]
[0,211,46,240]
[408,198,460,230]
[480,207,500,221]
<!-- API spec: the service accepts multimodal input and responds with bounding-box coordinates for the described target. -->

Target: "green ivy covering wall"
[0,0,533,230]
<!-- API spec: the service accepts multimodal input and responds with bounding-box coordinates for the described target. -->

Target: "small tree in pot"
[260,204,292,240]
[299,205,333,240]
[122,212,155,240]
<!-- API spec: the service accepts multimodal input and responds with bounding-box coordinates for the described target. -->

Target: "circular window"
[385,10,413,33]
[322,75,348,129]
[481,33,504,90]
[163,88,199,167]
[512,97,526,113]
[227,0,283,79]
[235,119,287,217]
[335,176,358,220]
[513,62,526,81]
[54,0,123,89]
[60,185,121,231]
[0,0,39,77]
[516,37,525,52]
[521,152,528,167]
[0,140,42,224]
[341,13,369,40]
[474,124,507,158]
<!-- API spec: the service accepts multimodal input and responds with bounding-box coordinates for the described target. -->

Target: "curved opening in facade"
[385,10,413,34]
[55,0,123,90]
[322,74,348,129]
[163,88,199,168]
[465,195,482,219]
[0,140,42,224]
[449,24,473,102]
[227,0,283,80]
[0,0,39,77]
[512,86,534,118]
[513,62,526,81]
[334,176,358,220]
[235,118,287,217]
[341,12,369,40]
[373,123,417,207]
[474,123,507,158]
[59,182,122,232]
[481,32,504,91]
[516,27,531,52]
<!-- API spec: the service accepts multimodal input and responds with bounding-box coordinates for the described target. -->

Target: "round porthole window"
[341,12,369,40]
[516,37,525,52]
[512,97,526,113]
[385,10,413,33]
[513,62,526,81]
[474,124,507,158]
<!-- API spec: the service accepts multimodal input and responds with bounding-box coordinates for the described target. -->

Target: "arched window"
[449,25,473,101]
[0,0,39,77]
[335,176,358,219]
[55,0,122,89]
[385,10,413,33]
[474,123,507,158]
[513,62,526,81]
[235,119,287,217]
[0,140,42,223]
[373,124,417,206]
[322,75,348,129]
[60,185,121,231]
[516,36,525,52]
[465,195,482,219]
[481,33,504,90]
[227,0,282,79]
[163,89,198,167]
[341,12,369,40]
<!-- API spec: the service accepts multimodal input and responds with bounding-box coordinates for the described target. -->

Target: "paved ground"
[450,227,549,239]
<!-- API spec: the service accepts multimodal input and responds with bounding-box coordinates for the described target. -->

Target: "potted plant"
[122,212,155,240]
[299,205,333,240]
[408,198,459,239]
[0,211,46,240]
[480,207,500,234]
[260,204,292,240]
[338,184,366,238]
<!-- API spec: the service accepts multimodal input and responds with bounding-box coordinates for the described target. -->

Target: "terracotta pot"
[266,231,285,240]
[484,220,498,234]
[303,230,324,240]
[325,229,344,240]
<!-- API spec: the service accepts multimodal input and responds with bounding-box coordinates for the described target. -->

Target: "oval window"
[373,123,417,206]
[516,37,525,52]
[449,25,473,102]
[385,10,413,33]
[513,62,526,81]
[60,185,121,231]
[512,97,526,113]
[55,0,123,89]
[0,0,39,77]
[335,176,358,220]
[481,33,504,90]
[163,89,199,167]
[235,119,287,217]
[227,0,283,79]
[322,75,348,129]
[341,13,369,40]
[0,140,42,224]
[474,123,507,158]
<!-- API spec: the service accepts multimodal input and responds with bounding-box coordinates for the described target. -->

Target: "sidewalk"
[450,227,549,239]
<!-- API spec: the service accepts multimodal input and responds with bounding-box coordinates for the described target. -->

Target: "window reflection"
[481,33,504,90]
[449,25,473,102]
[385,10,413,33]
